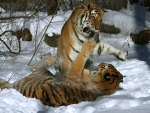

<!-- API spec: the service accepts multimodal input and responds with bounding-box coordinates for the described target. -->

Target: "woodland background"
[0,0,149,56]
[0,0,150,113]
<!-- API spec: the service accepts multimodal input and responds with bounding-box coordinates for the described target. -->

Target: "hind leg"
[30,57,55,72]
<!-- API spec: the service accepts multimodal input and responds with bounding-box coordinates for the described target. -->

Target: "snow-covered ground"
[0,3,150,113]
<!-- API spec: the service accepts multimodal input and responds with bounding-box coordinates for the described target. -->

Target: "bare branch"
[28,0,62,66]
[0,30,21,54]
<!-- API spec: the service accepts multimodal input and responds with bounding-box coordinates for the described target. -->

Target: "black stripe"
[19,79,28,93]
[28,78,41,97]
[49,84,60,104]
[45,88,52,106]
[55,84,66,106]
[59,39,73,63]
[74,30,84,43]
[69,43,80,53]
[80,89,86,99]
[62,85,70,102]
[23,88,26,96]
[65,87,72,101]
[73,86,78,103]
[41,85,45,99]
[65,49,73,62]
[52,84,61,104]
[68,85,76,99]
[109,75,117,84]
[80,14,85,25]
[74,86,81,103]
[61,39,73,63]
[29,85,34,97]
[113,78,119,88]
[55,84,64,100]
[98,46,101,55]
[20,77,34,94]
[72,22,84,44]
[32,89,36,98]
[82,82,88,98]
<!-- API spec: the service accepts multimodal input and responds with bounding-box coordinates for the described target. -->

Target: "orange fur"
[57,3,126,77]
[57,3,107,76]
[68,40,94,78]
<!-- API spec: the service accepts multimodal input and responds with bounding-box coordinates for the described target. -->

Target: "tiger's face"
[71,3,107,38]
[90,63,123,95]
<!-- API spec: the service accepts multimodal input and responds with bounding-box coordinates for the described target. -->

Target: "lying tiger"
[31,3,126,75]
[0,40,123,107]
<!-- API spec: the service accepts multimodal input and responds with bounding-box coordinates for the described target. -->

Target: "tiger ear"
[82,3,90,10]
[103,9,108,14]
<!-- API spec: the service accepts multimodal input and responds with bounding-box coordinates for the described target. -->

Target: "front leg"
[67,40,94,78]
[92,41,126,61]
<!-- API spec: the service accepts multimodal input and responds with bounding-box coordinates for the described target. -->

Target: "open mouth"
[83,27,95,37]
[83,27,92,34]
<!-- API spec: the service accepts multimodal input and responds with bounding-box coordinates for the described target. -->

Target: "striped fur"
[57,3,126,76]
[0,63,123,107]
[0,40,123,107]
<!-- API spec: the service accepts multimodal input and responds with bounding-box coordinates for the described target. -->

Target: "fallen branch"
[130,30,150,45]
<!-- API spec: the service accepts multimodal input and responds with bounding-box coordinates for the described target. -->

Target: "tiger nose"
[95,26,100,31]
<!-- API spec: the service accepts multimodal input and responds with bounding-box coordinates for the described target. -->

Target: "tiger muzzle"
[83,27,95,37]
[102,71,124,83]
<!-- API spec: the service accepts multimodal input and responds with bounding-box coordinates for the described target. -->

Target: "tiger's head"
[90,63,123,95]
[71,3,107,39]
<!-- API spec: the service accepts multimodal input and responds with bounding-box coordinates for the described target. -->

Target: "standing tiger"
[30,3,126,75]
[0,40,123,107]
[56,3,126,76]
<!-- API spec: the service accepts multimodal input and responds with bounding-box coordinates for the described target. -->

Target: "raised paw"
[117,52,126,61]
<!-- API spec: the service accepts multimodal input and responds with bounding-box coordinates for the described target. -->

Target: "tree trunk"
[102,0,127,11]
[83,0,97,4]
[46,0,58,15]
[129,0,138,5]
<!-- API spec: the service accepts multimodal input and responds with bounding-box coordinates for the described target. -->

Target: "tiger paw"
[117,52,126,61]
[30,57,55,72]
[30,63,47,72]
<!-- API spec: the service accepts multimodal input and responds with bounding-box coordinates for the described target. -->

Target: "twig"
[0,30,21,54]
[28,0,62,66]
[0,55,9,69]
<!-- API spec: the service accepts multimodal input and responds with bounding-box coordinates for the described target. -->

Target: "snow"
[0,3,150,113]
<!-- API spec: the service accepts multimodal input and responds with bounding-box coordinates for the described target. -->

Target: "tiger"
[30,3,126,74]
[56,3,126,76]
[0,40,123,107]
[31,3,126,76]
